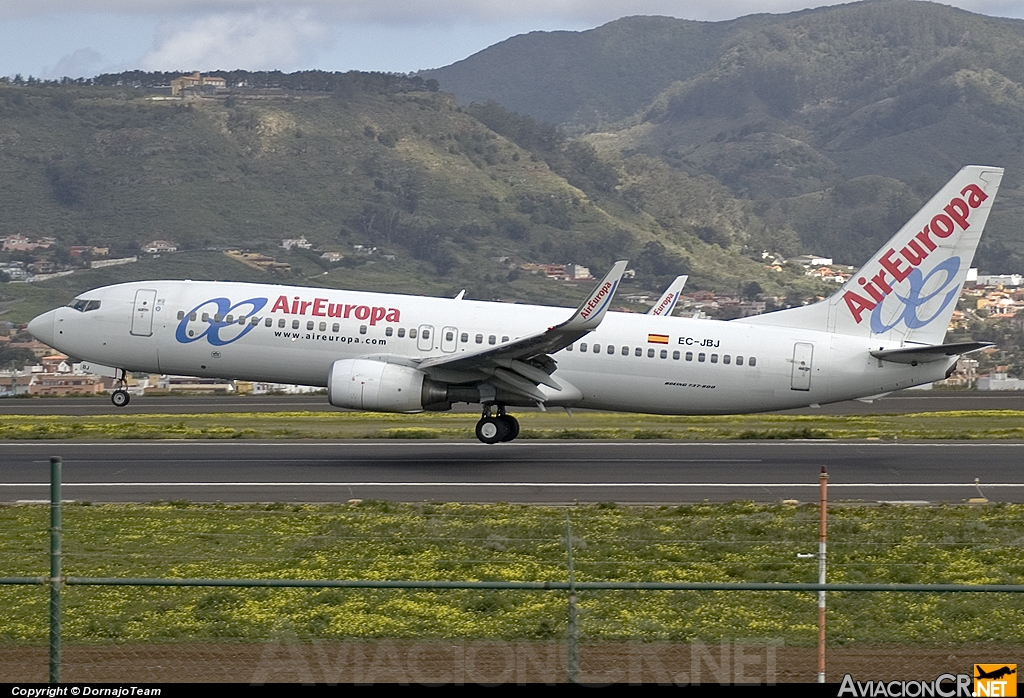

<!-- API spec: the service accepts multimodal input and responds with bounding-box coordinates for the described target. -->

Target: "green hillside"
[422,0,1024,270]
[0,79,827,323]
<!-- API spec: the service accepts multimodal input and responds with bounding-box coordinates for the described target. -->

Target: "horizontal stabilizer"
[870,342,992,364]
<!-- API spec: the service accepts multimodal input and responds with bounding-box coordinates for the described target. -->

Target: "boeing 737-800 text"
[28,166,1002,442]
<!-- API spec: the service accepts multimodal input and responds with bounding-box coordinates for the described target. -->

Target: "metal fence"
[2,458,1023,684]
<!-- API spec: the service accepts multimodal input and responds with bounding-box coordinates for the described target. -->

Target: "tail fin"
[648,275,688,316]
[746,165,1003,344]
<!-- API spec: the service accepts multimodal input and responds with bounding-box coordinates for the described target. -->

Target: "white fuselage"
[32,280,953,414]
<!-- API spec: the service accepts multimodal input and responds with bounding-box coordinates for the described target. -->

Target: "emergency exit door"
[791,342,813,391]
[131,289,158,337]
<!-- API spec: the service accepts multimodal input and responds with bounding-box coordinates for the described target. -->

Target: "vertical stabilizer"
[647,275,688,316]
[746,166,1003,344]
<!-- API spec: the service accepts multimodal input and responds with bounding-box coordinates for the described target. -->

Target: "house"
[170,72,227,97]
[320,252,345,263]
[791,254,834,267]
[28,373,105,396]
[2,234,52,251]
[142,240,178,254]
[281,237,313,251]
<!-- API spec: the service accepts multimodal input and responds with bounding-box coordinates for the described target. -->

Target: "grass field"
[1,409,1023,440]
[2,501,1023,646]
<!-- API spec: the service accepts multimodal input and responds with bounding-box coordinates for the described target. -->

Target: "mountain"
[0,77,812,323]
[423,1,1024,271]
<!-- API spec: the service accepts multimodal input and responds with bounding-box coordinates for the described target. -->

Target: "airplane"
[647,275,688,316]
[27,165,1002,444]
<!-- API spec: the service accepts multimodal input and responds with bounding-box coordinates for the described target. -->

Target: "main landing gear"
[475,404,520,444]
[111,368,130,408]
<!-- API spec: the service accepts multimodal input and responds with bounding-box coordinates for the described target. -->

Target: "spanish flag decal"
[647,334,670,344]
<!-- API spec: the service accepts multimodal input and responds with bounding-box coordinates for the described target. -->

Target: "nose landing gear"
[111,368,131,408]
[475,404,520,444]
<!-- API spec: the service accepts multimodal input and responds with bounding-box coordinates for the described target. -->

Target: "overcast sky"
[3,1,1024,79]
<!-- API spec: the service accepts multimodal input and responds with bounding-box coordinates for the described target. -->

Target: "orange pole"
[818,466,828,683]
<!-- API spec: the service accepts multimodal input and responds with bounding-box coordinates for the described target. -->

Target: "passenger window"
[333,323,340,332]
[593,344,600,353]
[660,349,668,359]
[386,327,393,336]
[635,347,642,357]
[214,314,222,323]
[736,356,744,366]
[177,310,185,320]
[476,334,483,344]
[190,312,197,321]
[446,331,454,341]
[723,355,731,365]
[686,352,693,361]
[566,344,573,351]
[673,351,680,360]
[360,325,367,335]
[278,319,286,328]
[265,318,272,327]
[461,333,468,342]
[422,329,430,339]
[250,317,258,326]
[621,346,629,356]
[580,343,588,352]
[239,316,246,325]
[225,315,233,324]
[488,335,496,345]
[647,348,655,358]
[409,328,417,339]
[319,322,327,332]
[749,357,757,367]
[292,319,300,329]
[307,321,315,331]
[711,354,718,363]
[202,313,210,322]
[502,336,509,342]
[399,328,406,338]
[607,345,615,355]
[698,353,705,362]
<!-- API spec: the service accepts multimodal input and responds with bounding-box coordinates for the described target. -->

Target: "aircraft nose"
[27,309,57,346]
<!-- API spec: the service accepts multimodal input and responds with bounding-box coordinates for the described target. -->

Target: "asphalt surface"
[2,441,1021,504]
[1,391,1023,415]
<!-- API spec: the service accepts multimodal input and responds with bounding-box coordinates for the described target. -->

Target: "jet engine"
[327,359,478,412]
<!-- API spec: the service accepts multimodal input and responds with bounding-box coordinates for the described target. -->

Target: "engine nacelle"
[327,359,433,412]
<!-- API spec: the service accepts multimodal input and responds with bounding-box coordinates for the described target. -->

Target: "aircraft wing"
[869,341,992,364]
[647,275,687,316]
[412,261,629,399]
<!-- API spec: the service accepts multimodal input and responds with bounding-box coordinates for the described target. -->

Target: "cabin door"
[130,289,158,337]
[791,342,813,391]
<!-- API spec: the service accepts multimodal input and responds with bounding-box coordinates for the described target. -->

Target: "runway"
[0,390,1021,415]
[2,441,1021,504]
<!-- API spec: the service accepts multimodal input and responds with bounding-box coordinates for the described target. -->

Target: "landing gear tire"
[111,389,130,408]
[498,415,519,442]
[476,416,510,445]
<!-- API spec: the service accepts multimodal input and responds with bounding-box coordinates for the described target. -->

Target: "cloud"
[141,8,332,71]
[5,1,1024,24]
[48,48,104,79]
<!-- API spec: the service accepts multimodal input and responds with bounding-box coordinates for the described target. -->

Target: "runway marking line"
[2,482,1023,488]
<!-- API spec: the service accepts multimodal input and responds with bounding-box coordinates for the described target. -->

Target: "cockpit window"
[69,299,101,312]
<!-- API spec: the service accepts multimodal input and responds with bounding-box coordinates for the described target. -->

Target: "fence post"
[566,515,578,684]
[817,466,828,684]
[49,456,62,684]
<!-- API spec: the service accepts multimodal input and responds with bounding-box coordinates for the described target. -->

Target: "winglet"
[559,260,628,331]
[647,275,688,316]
